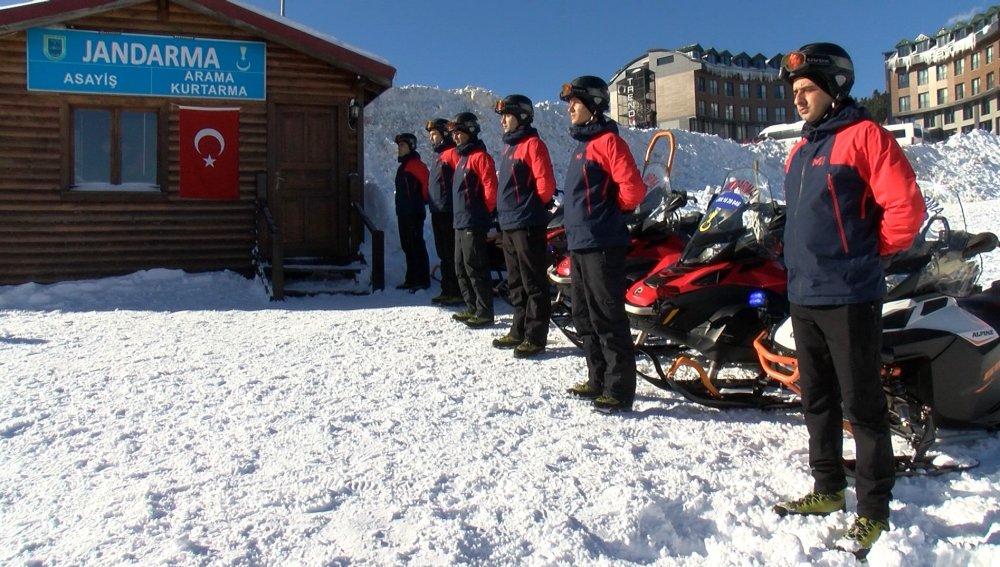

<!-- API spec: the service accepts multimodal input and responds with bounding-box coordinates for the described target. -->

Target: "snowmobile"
[547,130,699,346]
[625,163,792,407]
[754,205,1000,474]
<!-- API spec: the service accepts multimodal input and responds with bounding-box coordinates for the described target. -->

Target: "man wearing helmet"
[447,112,498,328]
[559,76,646,413]
[393,133,430,291]
[424,118,464,305]
[491,94,558,358]
[771,42,925,557]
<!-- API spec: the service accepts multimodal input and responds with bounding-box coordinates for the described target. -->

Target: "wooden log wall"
[0,0,364,285]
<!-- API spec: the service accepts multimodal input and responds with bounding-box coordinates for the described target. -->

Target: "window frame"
[62,99,168,196]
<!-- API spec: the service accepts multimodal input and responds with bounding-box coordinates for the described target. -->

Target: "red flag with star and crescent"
[179,107,240,200]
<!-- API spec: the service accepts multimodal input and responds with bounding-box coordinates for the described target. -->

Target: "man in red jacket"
[448,112,498,328]
[559,76,646,413]
[424,118,464,305]
[491,94,557,358]
[771,43,925,558]
[393,133,430,290]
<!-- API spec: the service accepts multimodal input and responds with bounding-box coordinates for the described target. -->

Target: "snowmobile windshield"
[886,182,992,298]
[679,167,778,266]
[632,162,692,236]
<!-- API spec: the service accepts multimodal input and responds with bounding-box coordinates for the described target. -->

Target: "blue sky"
[2,0,993,104]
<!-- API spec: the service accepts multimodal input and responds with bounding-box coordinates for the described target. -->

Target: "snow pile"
[2,85,1000,566]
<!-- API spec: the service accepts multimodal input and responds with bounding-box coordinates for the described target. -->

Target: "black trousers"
[431,211,460,296]
[501,226,551,345]
[455,227,494,318]
[570,247,636,403]
[791,301,894,522]
[397,214,429,287]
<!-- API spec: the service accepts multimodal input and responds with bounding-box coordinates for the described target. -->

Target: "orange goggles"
[493,99,509,114]
[780,51,808,74]
[559,82,583,102]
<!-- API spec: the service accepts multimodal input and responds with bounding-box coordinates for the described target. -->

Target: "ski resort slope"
[2,86,1000,566]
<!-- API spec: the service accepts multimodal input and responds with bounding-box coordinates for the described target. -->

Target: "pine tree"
[858,89,889,124]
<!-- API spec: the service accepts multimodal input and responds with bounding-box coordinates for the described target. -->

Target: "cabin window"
[71,107,159,192]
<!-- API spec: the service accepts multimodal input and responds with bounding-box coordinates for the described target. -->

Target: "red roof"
[0,0,396,89]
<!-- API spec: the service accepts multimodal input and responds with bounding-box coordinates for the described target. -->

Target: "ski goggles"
[445,121,467,133]
[559,82,587,102]
[425,119,445,132]
[493,99,512,114]
[778,50,853,81]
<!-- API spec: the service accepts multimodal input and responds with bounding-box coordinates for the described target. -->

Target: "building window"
[725,104,734,119]
[725,82,735,96]
[963,104,974,120]
[740,106,750,121]
[698,100,706,115]
[973,77,982,96]
[739,83,749,98]
[918,92,929,109]
[709,80,718,95]
[955,58,964,76]
[757,107,768,122]
[898,96,911,112]
[775,107,787,122]
[710,102,719,117]
[937,88,948,105]
[917,68,929,86]
[972,51,981,71]
[756,84,766,99]
[897,72,910,88]
[936,64,947,81]
[656,55,674,66]
[988,45,995,65]
[71,107,159,191]
[944,109,954,124]
[698,77,706,92]
[989,72,995,91]
[982,98,991,115]
[775,84,785,99]
[956,83,965,100]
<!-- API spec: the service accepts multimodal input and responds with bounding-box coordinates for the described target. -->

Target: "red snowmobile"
[625,164,791,407]
[547,130,698,346]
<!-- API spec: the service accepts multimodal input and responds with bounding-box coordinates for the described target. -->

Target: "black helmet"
[447,112,481,137]
[494,94,534,124]
[779,42,855,101]
[394,132,417,151]
[424,118,449,134]
[560,75,610,114]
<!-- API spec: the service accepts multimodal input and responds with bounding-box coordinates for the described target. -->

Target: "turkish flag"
[179,107,240,200]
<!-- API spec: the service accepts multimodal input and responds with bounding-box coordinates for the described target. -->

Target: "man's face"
[396,141,410,158]
[452,130,470,145]
[792,76,835,123]
[428,130,443,147]
[500,113,519,133]
[567,97,593,126]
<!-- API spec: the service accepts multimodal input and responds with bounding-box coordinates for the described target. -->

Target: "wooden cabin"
[0,0,395,297]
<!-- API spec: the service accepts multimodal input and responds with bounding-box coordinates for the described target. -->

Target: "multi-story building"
[885,5,1000,137]
[608,45,796,141]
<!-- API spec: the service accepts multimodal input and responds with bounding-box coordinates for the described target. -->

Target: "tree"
[858,89,890,123]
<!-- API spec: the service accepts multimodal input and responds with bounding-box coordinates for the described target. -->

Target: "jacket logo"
[812,156,826,167]
[575,152,583,160]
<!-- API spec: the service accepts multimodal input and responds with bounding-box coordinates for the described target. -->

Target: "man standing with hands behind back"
[559,76,646,414]
[771,42,925,558]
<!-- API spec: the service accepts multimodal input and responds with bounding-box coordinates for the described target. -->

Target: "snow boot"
[463,315,495,328]
[592,395,632,413]
[512,341,545,359]
[566,381,600,398]
[772,489,845,517]
[835,516,890,559]
[452,309,474,322]
[492,334,522,349]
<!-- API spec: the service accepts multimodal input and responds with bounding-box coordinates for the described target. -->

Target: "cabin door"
[269,102,345,258]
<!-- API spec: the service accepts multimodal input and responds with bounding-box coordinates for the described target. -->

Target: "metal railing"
[352,200,384,291]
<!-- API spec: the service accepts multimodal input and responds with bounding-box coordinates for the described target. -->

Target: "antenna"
[280,0,285,16]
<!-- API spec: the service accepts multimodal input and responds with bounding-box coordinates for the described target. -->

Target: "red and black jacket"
[394,151,429,218]
[783,102,925,305]
[496,126,557,230]
[563,119,646,250]
[428,140,457,214]
[451,139,498,230]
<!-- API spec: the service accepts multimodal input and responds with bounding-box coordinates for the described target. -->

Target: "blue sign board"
[26,28,266,100]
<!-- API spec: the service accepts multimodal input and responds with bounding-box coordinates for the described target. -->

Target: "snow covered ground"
[2,86,1000,566]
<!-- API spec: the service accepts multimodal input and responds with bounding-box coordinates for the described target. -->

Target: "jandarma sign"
[26,28,266,100]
